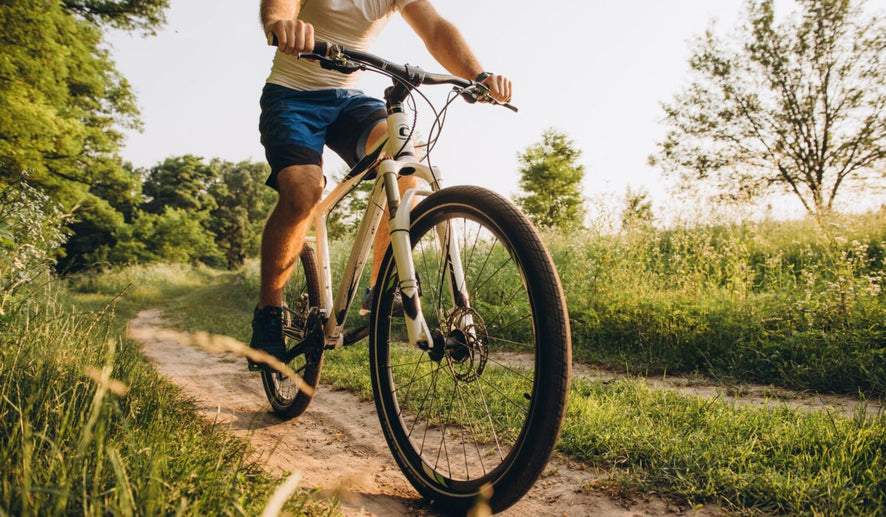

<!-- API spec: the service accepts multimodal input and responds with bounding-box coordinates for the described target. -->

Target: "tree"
[515,128,586,230]
[142,155,218,214]
[653,0,886,216]
[207,160,276,267]
[0,0,168,271]
[621,187,654,230]
[62,0,168,34]
[127,207,224,266]
[108,156,275,269]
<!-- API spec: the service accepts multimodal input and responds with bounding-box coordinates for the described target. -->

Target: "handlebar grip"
[266,32,330,57]
[312,41,328,56]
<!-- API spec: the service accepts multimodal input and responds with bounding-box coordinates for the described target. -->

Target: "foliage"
[52,156,275,270]
[0,277,331,514]
[133,208,225,266]
[653,0,886,215]
[128,157,274,269]
[0,0,167,271]
[62,0,169,34]
[142,155,218,215]
[620,187,654,230]
[0,181,70,316]
[515,128,586,230]
[548,210,886,395]
[207,160,276,267]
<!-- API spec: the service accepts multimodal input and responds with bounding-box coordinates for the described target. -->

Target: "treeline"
[64,156,276,271]
[0,0,277,270]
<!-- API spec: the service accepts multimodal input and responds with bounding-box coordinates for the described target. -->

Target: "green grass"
[0,269,337,516]
[136,261,885,515]
[28,208,882,515]
[561,379,885,515]
[317,343,886,515]
[548,211,886,395]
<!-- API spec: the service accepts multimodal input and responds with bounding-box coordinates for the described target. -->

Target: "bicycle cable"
[300,48,491,178]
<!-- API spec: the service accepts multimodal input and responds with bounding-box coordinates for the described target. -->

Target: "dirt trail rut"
[129,309,717,516]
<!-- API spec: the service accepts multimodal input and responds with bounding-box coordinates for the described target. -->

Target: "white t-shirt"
[267,0,419,91]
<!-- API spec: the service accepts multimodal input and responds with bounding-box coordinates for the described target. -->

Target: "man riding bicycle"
[250,0,513,366]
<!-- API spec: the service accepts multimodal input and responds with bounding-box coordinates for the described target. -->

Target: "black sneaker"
[248,305,286,371]
[360,286,404,316]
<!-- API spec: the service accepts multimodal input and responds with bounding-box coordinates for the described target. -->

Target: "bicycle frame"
[306,105,467,350]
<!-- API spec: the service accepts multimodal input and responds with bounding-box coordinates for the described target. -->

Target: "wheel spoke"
[372,188,568,506]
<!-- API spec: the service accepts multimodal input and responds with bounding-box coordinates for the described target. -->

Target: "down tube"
[323,178,388,348]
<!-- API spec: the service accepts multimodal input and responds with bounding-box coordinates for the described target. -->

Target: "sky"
[105,0,885,221]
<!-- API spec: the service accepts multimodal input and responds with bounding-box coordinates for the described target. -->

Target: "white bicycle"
[262,41,572,513]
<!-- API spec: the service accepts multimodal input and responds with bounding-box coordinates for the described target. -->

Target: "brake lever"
[457,85,519,113]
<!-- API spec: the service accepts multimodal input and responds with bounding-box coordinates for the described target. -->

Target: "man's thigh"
[326,92,387,167]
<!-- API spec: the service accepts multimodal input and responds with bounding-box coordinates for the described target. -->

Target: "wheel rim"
[377,206,539,486]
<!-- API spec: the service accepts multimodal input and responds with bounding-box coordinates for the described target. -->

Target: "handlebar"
[268,35,517,112]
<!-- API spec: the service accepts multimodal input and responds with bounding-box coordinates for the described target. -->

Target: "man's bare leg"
[258,164,325,308]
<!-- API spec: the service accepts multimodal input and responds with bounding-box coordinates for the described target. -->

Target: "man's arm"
[261,0,314,55]
[401,0,512,102]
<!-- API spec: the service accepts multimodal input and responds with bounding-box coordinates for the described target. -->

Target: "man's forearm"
[423,19,484,80]
[260,0,297,26]
[402,2,484,80]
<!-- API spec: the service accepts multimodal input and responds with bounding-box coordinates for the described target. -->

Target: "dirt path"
[130,309,718,516]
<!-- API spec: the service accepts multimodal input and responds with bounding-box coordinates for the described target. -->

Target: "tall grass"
[547,211,886,395]
[216,210,884,396]
[0,277,332,515]
[87,244,885,515]
[0,181,332,515]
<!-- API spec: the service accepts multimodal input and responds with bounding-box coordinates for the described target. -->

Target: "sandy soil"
[127,308,874,516]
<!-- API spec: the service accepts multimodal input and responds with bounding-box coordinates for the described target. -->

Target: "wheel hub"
[431,307,488,382]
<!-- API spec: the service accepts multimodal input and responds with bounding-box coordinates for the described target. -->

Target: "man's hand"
[481,74,513,104]
[266,19,314,55]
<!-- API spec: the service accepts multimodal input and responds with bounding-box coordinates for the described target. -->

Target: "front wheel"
[370,186,571,513]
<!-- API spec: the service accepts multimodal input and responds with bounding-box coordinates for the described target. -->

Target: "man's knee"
[275,165,325,219]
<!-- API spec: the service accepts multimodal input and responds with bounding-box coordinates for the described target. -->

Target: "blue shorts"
[259,83,387,190]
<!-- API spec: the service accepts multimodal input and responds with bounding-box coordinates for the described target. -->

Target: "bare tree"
[652,0,886,215]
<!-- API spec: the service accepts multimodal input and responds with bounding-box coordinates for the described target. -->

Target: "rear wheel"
[370,186,571,513]
[261,244,324,419]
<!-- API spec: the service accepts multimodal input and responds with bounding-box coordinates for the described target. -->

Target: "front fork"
[380,156,435,349]
[381,164,474,351]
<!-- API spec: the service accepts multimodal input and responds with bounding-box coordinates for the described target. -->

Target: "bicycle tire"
[261,243,324,419]
[369,186,571,513]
